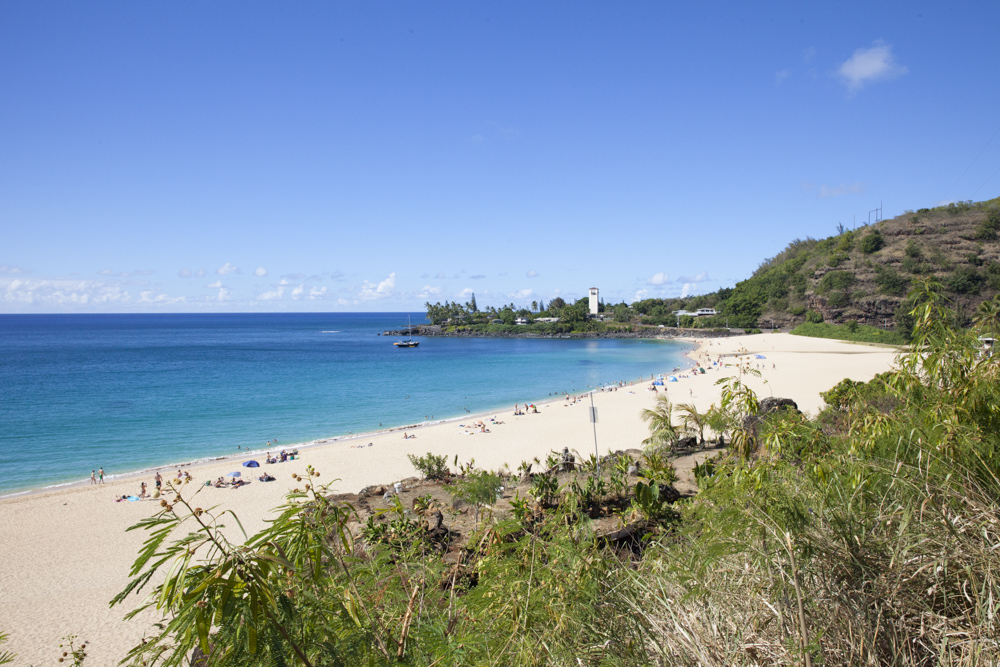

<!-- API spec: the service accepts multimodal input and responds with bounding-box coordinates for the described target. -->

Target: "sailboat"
[394,315,420,348]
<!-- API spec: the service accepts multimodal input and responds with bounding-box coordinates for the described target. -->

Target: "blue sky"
[2,1,999,313]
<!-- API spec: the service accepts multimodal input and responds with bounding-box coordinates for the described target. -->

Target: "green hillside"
[636,196,1000,336]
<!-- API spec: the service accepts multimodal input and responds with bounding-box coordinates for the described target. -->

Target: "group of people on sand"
[513,403,538,415]
[457,416,502,436]
[113,469,191,502]
[89,467,105,485]
[213,476,247,489]
[264,449,297,464]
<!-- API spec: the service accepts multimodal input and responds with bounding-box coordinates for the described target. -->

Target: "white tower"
[588,287,599,316]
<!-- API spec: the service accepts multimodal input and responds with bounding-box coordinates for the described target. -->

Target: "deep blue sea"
[0,313,690,496]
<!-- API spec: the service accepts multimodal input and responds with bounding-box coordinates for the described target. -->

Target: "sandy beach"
[0,333,898,665]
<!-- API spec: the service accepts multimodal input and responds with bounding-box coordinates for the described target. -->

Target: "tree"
[675,402,708,446]
[548,297,566,310]
[469,292,478,313]
[975,294,1000,341]
[640,395,679,449]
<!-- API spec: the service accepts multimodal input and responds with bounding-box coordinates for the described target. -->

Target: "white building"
[589,287,599,315]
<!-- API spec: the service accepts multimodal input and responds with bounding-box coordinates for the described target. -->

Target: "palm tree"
[675,402,708,447]
[975,294,1000,340]
[640,394,679,449]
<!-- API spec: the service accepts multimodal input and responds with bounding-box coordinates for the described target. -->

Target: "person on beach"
[90,470,96,485]
[98,467,105,484]
[139,482,147,499]
[154,472,162,491]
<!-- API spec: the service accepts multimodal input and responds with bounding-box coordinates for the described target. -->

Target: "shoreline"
[0,341,695,501]
[0,333,899,665]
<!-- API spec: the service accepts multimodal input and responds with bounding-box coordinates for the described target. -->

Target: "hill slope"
[638,196,1000,335]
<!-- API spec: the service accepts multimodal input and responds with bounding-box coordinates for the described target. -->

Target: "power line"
[971,162,1000,200]
[943,119,1000,201]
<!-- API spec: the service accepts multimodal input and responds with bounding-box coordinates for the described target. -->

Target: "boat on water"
[393,316,420,348]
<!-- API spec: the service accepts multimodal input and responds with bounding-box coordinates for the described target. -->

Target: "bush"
[859,229,885,253]
[408,452,450,480]
[789,305,806,317]
[826,291,850,308]
[874,264,908,296]
[805,310,823,323]
[817,270,855,295]
[946,266,985,295]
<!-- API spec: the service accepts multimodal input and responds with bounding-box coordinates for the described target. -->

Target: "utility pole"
[589,393,600,477]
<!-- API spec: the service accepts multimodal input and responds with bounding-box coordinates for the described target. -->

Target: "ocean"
[0,313,691,496]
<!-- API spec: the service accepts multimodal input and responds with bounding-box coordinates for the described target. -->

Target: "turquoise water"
[0,313,690,495]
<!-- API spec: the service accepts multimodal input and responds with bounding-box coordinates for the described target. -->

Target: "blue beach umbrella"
[242,460,260,468]
[755,354,766,359]
[226,471,241,478]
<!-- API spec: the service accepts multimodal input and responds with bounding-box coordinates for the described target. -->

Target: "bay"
[0,313,690,495]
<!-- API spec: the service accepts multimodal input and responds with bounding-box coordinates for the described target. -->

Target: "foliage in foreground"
[114,281,1000,666]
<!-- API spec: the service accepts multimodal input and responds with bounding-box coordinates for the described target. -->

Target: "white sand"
[0,333,898,665]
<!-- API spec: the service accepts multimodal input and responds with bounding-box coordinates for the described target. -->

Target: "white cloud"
[139,290,185,305]
[676,272,709,283]
[359,272,396,300]
[633,289,648,301]
[457,287,475,299]
[681,283,695,298]
[837,41,907,92]
[254,267,268,277]
[0,265,25,275]
[207,280,223,289]
[417,285,441,299]
[99,268,114,276]
[2,278,130,306]
[217,288,231,301]
[257,285,285,301]
[509,288,533,300]
[526,270,539,278]
[216,262,240,276]
[309,286,327,299]
[291,284,305,299]
[646,272,669,286]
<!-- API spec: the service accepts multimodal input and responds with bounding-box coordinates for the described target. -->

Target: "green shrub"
[826,291,850,308]
[827,253,847,268]
[408,452,450,480]
[817,270,855,294]
[874,264,908,296]
[806,310,824,323]
[859,229,885,254]
[789,305,806,317]
[946,266,985,294]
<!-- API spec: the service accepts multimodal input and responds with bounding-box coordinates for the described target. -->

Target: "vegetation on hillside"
[106,281,1000,666]
[675,197,1000,335]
